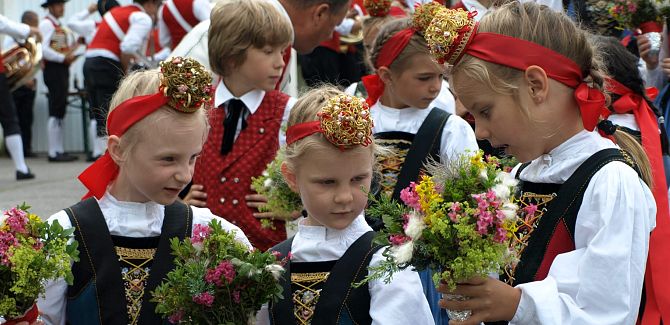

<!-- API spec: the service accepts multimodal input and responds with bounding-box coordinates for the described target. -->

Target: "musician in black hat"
[40,0,80,162]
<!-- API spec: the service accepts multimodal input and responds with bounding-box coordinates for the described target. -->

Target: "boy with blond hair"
[185,0,297,251]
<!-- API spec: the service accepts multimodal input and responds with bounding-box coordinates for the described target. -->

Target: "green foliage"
[251,151,303,228]
[0,206,79,320]
[152,219,285,324]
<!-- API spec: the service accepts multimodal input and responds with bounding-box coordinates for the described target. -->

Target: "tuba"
[2,37,43,92]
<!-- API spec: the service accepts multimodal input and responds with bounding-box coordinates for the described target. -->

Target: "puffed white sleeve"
[0,14,30,40]
[66,9,95,37]
[120,11,152,54]
[190,206,253,249]
[368,249,435,324]
[439,114,479,162]
[37,210,76,325]
[510,162,656,324]
[193,0,212,21]
[157,6,171,49]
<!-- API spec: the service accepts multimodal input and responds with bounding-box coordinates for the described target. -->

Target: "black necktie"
[220,99,247,155]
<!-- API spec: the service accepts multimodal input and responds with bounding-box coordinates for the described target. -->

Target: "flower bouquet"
[0,204,79,324]
[611,0,663,55]
[251,151,303,230]
[359,152,520,321]
[152,219,286,324]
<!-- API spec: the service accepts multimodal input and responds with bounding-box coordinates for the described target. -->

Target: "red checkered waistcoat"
[193,90,289,251]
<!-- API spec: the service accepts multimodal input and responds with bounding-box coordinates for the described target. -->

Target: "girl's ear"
[107,135,124,165]
[281,162,299,193]
[524,65,549,103]
[377,66,393,85]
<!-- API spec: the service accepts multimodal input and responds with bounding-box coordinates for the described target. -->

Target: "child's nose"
[333,185,354,204]
[474,122,490,141]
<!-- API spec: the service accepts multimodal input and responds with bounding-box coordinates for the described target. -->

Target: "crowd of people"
[1,0,670,324]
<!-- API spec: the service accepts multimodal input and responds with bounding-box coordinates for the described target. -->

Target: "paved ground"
[0,153,89,218]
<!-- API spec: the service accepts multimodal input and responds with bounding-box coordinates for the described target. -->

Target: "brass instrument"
[2,37,42,91]
[339,30,364,53]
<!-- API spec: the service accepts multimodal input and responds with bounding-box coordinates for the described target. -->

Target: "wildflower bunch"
[0,204,79,323]
[152,220,286,324]
[251,151,303,229]
[361,151,520,290]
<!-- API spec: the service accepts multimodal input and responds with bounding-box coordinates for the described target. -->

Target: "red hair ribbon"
[78,93,169,200]
[286,121,322,145]
[465,32,607,131]
[604,79,670,325]
[363,28,415,106]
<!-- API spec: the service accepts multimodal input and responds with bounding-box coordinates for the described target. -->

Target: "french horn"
[2,37,42,92]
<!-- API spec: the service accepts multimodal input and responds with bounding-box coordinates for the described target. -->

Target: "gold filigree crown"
[159,57,214,113]
[364,0,393,17]
[420,7,477,65]
[318,95,373,148]
[411,2,445,34]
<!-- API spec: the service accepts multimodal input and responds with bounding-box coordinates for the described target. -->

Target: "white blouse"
[510,130,656,324]
[37,191,252,325]
[370,101,478,163]
[344,80,456,115]
[256,215,435,325]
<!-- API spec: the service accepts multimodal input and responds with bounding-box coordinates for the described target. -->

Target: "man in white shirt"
[0,13,41,180]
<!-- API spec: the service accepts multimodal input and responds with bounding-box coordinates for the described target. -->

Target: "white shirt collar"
[98,191,164,237]
[518,130,618,183]
[297,214,372,242]
[214,79,266,114]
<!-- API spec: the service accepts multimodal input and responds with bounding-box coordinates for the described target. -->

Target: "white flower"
[404,213,426,240]
[501,202,518,220]
[492,172,518,200]
[264,263,285,280]
[0,214,6,228]
[479,168,488,182]
[263,178,273,188]
[192,242,203,253]
[248,268,262,277]
[390,241,414,264]
[262,170,270,177]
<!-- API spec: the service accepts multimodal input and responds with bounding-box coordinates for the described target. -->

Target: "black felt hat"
[41,0,69,8]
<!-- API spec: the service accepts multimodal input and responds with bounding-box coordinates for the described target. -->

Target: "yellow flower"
[415,175,442,213]
[469,151,485,171]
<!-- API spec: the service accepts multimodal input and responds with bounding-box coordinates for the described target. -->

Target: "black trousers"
[84,56,124,137]
[0,72,21,137]
[12,85,36,152]
[299,45,366,88]
[43,61,70,119]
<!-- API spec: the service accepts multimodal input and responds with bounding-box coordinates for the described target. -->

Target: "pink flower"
[523,204,538,219]
[493,226,507,243]
[0,232,18,266]
[271,250,282,259]
[168,310,184,324]
[192,292,215,307]
[232,290,241,303]
[389,234,410,246]
[192,224,211,245]
[205,260,236,286]
[448,202,461,222]
[5,208,28,234]
[399,183,421,210]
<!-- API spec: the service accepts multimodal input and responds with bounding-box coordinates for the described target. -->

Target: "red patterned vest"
[88,5,142,59]
[193,91,290,251]
[161,0,199,49]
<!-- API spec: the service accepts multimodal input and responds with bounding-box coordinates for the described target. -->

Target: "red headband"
[362,28,415,106]
[421,6,606,132]
[78,57,213,200]
[286,94,373,149]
